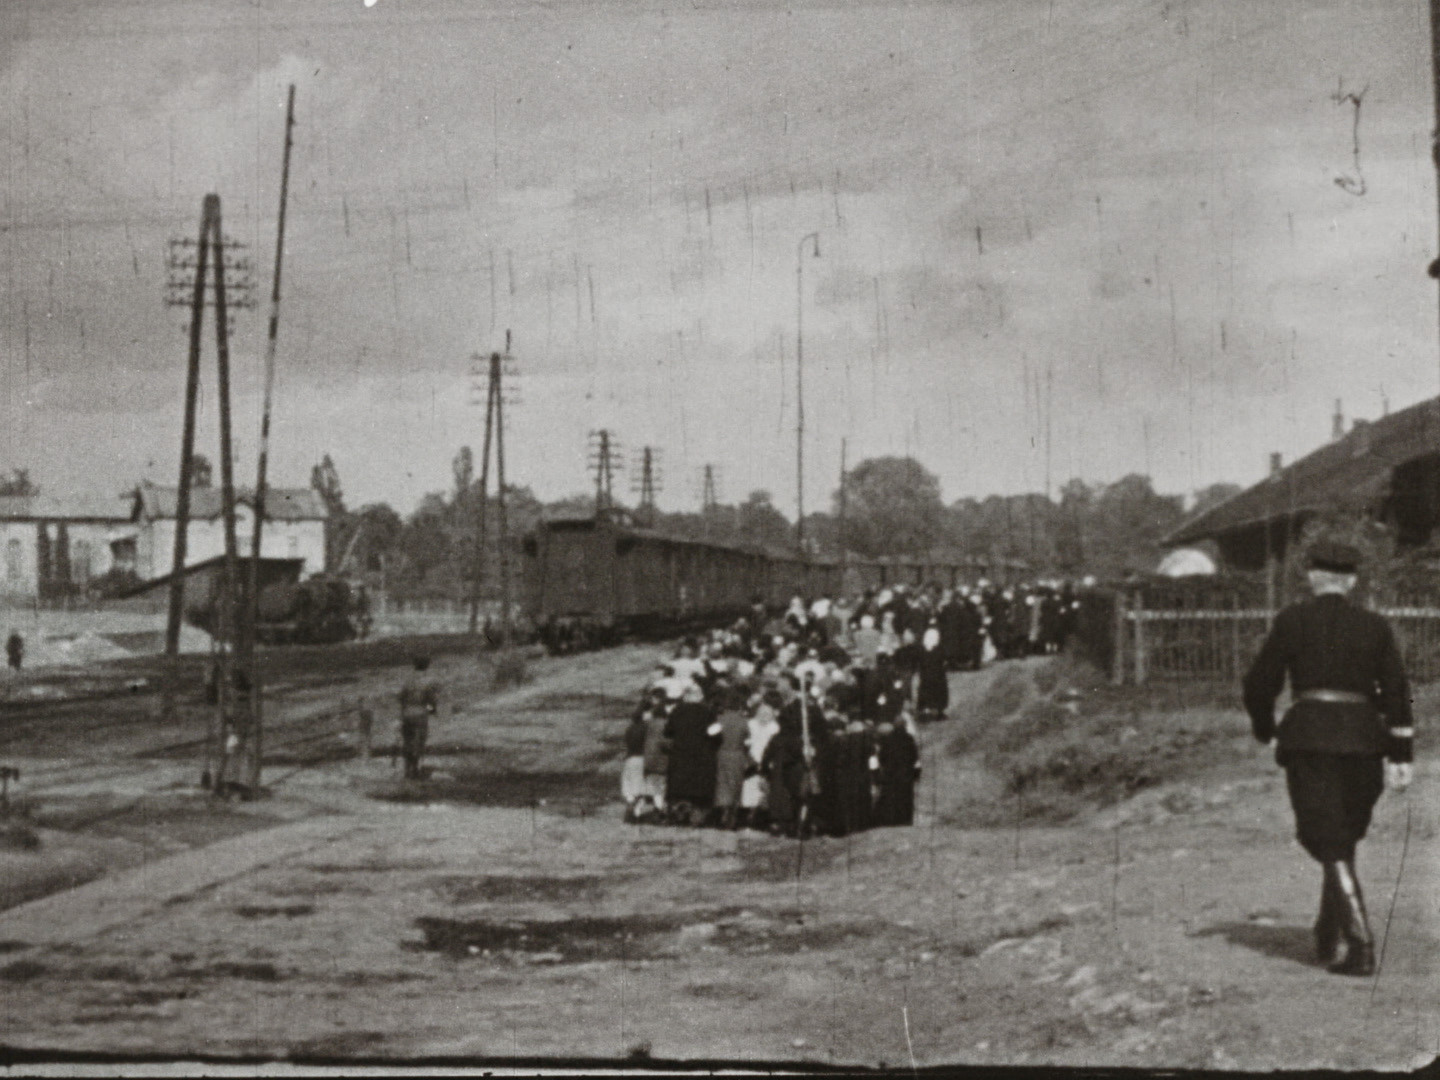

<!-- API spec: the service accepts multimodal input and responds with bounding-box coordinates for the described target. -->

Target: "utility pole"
[589,429,621,513]
[160,199,214,729]
[632,447,662,527]
[467,334,517,641]
[494,339,513,645]
[468,352,495,635]
[795,232,820,552]
[245,83,296,792]
[1432,0,1440,393]
[838,438,848,588]
[211,209,243,794]
[161,196,254,788]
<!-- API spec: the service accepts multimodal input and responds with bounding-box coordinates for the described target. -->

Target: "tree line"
[311,452,1241,598]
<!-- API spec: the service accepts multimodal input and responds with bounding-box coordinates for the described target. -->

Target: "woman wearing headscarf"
[916,626,950,722]
[742,690,781,829]
[711,684,751,829]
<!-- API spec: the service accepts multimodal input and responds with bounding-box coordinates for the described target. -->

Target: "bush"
[489,649,531,692]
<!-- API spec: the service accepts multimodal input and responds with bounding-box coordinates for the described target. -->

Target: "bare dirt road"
[0,644,1435,1070]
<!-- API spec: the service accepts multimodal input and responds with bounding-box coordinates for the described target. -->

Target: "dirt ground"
[0,641,1435,1070]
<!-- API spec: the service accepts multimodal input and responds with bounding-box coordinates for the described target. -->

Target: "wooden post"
[1111,589,1127,686]
[246,83,297,792]
[1133,593,1148,686]
[163,197,215,732]
[211,206,242,793]
[1230,592,1241,682]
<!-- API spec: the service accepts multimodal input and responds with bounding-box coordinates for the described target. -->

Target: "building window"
[5,538,21,583]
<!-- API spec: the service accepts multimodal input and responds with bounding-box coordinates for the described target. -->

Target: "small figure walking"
[6,631,23,673]
[398,657,439,780]
[1243,541,1415,976]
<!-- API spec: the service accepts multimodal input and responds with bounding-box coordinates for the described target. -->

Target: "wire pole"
[1432,0,1440,394]
[838,438,848,586]
[246,83,296,792]
[494,340,512,646]
[211,207,243,794]
[795,232,820,552]
[162,198,214,733]
[472,357,497,637]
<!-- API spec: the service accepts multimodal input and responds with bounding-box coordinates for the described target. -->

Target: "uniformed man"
[398,656,440,780]
[1242,540,1415,976]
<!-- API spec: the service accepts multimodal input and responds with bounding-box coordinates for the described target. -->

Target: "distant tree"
[191,454,213,488]
[310,454,349,571]
[342,502,404,576]
[0,469,38,497]
[736,490,793,551]
[836,456,945,558]
[1054,479,1095,574]
[310,454,346,517]
[1086,474,1185,579]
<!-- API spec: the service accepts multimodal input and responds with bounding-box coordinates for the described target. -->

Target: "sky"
[1,0,1436,519]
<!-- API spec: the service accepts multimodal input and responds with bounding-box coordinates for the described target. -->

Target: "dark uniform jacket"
[399,678,439,721]
[1242,594,1414,762]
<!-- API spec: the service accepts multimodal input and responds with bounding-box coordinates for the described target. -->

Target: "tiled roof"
[135,482,328,521]
[0,494,133,522]
[1166,396,1440,545]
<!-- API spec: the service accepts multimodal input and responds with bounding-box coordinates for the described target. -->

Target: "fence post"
[1230,593,1241,682]
[1133,595,1148,686]
[1111,590,1127,686]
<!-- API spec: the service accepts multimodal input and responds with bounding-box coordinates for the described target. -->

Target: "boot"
[1315,864,1343,966]
[1327,860,1375,977]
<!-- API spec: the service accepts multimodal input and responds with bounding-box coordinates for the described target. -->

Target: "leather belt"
[1296,689,1371,706]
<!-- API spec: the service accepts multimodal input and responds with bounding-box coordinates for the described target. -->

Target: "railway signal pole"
[244,84,297,792]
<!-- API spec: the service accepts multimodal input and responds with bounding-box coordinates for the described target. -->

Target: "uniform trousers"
[1282,751,1384,863]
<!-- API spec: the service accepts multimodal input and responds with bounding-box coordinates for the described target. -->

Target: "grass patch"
[942,657,1253,827]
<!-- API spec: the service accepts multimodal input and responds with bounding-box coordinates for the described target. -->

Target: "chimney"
[1332,399,1344,441]
[1269,452,1283,476]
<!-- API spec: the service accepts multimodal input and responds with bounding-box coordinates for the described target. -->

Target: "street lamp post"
[796,231,821,552]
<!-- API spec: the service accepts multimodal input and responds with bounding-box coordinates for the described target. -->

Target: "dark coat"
[665,701,719,806]
[713,709,750,810]
[875,724,920,826]
[1242,593,1414,762]
[916,647,949,714]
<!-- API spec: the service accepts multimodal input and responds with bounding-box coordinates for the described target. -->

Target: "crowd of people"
[619,579,1083,836]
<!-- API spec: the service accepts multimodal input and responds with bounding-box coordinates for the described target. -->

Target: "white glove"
[1386,762,1413,791]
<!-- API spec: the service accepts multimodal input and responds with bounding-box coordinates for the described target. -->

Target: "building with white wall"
[0,482,328,602]
[128,482,327,582]
[0,495,135,601]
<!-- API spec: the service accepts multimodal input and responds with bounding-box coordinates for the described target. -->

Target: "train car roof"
[535,515,1029,571]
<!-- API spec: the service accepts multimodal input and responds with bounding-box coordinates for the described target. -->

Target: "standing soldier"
[398,656,439,780]
[1242,541,1414,976]
[5,631,22,673]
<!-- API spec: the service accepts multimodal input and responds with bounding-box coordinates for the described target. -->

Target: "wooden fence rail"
[1114,600,1440,686]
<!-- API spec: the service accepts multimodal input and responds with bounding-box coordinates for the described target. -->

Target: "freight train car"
[523,513,787,651]
[521,513,1020,652]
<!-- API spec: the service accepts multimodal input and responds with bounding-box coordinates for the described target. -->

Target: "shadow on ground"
[1192,921,1318,969]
